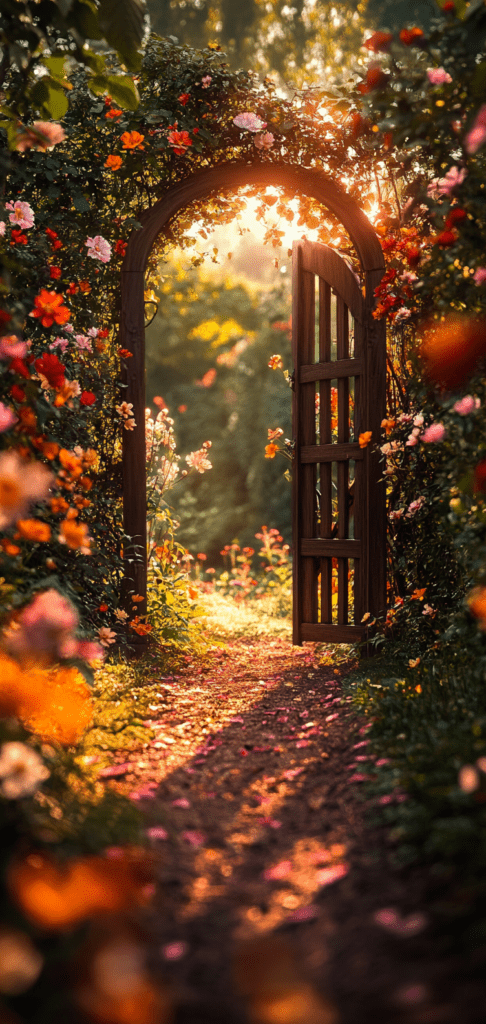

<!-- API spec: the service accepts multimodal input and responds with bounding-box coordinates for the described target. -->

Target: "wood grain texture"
[319,278,332,622]
[300,623,365,642]
[301,443,363,463]
[301,538,361,557]
[300,358,364,383]
[120,269,147,619]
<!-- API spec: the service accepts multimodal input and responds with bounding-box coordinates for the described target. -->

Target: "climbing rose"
[30,290,70,328]
[105,155,123,170]
[167,130,192,154]
[254,132,274,150]
[453,395,480,415]
[178,93,190,105]
[85,235,111,263]
[465,104,486,154]
[399,27,424,45]
[427,67,452,85]
[5,201,34,229]
[80,391,96,406]
[363,31,393,52]
[120,131,144,150]
[15,121,65,152]
[421,422,446,443]
[35,353,66,389]
[201,75,212,87]
[233,112,267,132]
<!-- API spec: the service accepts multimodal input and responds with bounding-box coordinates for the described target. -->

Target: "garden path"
[104,637,481,1024]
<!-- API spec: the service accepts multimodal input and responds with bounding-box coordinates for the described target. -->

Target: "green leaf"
[97,0,145,67]
[30,78,69,119]
[88,73,139,110]
[68,0,103,41]
[72,194,91,212]
[41,55,68,82]
[81,49,107,74]
[471,61,486,97]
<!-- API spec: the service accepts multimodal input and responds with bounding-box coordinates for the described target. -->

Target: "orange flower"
[50,496,69,514]
[264,443,278,459]
[59,519,91,551]
[129,616,152,635]
[399,26,424,45]
[0,539,20,556]
[79,280,91,294]
[469,587,486,629]
[167,129,192,154]
[59,449,83,479]
[29,289,70,328]
[363,31,393,52]
[105,154,123,170]
[17,518,51,542]
[188,586,198,600]
[0,652,92,744]
[42,440,59,460]
[359,431,372,448]
[381,418,396,435]
[8,850,154,930]
[120,131,144,150]
[410,588,427,601]
[268,354,283,369]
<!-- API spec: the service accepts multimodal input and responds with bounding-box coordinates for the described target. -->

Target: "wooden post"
[120,268,148,646]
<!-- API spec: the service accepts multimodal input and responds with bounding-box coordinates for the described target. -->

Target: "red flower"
[10,384,25,403]
[474,460,486,493]
[98,329,109,339]
[434,229,456,247]
[406,246,421,267]
[167,129,192,154]
[178,93,190,105]
[118,348,133,358]
[80,391,96,406]
[445,208,467,228]
[49,266,62,279]
[30,290,70,328]
[35,352,66,389]
[363,31,393,52]
[46,228,62,250]
[11,229,28,245]
[0,309,11,328]
[114,239,127,256]
[443,1,455,9]
[105,108,122,119]
[66,282,79,295]
[399,27,424,45]
[9,357,30,379]
[358,67,389,93]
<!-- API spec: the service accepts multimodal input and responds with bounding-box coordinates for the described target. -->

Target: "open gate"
[292,239,386,645]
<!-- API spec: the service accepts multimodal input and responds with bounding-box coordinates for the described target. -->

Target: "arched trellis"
[119,160,386,641]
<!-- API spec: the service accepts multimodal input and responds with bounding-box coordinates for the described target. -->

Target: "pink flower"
[0,402,17,432]
[172,797,190,808]
[5,201,34,229]
[316,863,349,886]
[0,450,52,529]
[201,76,212,88]
[182,830,206,847]
[233,112,267,132]
[474,267,486,285]
[98,626,117,647]
[49,337,69,352]
[3,588,78,659]
[15,121,65,152]
[458,765,479,793]
[75,640,105,663]
[427,67,452,85]
[185,449,212,473]
[465,104,486,154]
[433,166,467,196]
[74,334,93,352]
[0,335,28,360]
[407,497,425,516]
[254,132,275,150]
[421,422,446,442]
[85,235,112,263]
[263,860,292,881]
[162,941,188,960]
[405,434,418,447]
[0,222,5,236]
[453,395,479,415]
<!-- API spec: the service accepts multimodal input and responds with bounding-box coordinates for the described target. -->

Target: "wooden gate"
[292,239,386,645]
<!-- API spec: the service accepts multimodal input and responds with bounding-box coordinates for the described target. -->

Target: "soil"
[102,636,486,1024]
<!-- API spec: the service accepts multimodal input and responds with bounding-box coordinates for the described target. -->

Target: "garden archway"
[119,160,386,643]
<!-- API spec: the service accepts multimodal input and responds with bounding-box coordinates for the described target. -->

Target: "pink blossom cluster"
[116,401,136,430]
[426,67,452,85]
[85,235,112,263]
[185,442,213,474]
[0,450,53,529]
[2,588,104,663]
[465,104,486,154]
[5,200,35,229]
[453,395,480,415]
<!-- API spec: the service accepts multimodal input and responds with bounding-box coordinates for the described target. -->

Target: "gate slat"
[300,269,318,624]
[336,295,349,626]
[300,358,364,382]
[319,278,332,624]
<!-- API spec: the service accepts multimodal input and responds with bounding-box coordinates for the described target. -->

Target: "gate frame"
[119,160,386,641]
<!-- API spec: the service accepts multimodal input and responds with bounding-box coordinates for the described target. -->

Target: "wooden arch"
[119,160,386,632]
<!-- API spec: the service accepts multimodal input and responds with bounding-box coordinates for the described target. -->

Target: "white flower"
[85,235,112,263]
[0,743,49,799]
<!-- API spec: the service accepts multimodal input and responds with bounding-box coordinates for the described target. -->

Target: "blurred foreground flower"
[15,121,65,152]
[2,588,78,662]
[0,742,49,799]
[0,650,93,745]
[8,850,155,930]
[419,315,486,390]
[234,933,339,1024]
[0,450,52,529]
[0,929,43,995]
[468,587,486,630]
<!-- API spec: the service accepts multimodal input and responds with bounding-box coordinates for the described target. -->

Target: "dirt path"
[104,637,484,1024]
